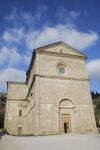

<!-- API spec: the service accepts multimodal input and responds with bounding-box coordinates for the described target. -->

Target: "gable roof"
[26,41,87,80]
[35,41,87,58]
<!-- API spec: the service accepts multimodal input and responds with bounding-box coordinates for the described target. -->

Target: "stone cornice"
[35,74,89,81]
[7,99,26,101]
[7,81,26,85]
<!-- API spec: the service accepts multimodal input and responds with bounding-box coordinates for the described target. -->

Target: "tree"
[0,93,7,128]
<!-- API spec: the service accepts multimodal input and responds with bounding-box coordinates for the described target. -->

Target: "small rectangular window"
[19,109,22,116]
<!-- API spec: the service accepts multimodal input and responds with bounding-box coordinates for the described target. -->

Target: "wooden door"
[61,114,71,133]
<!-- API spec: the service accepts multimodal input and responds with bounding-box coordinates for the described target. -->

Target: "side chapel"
[4,41,97,135]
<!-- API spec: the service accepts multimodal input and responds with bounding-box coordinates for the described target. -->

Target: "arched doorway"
[59,99,74,134]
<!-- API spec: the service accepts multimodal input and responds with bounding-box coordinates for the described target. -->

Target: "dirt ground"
[0,133,100,150]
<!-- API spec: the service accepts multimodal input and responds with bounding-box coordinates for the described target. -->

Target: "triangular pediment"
[35,41,87,58]
[27,41,87,78]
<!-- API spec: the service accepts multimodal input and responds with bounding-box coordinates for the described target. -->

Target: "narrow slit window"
[19,109,22,117]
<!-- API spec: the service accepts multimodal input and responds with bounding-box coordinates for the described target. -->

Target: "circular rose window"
[58,66,65,74]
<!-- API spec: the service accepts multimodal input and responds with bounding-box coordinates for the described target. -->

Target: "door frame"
[60,114,71,133]
[59,99,75,134]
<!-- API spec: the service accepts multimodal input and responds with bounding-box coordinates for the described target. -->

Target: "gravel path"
[0,134,100,150]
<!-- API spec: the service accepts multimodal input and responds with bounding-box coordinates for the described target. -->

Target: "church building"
[4,41,97,135]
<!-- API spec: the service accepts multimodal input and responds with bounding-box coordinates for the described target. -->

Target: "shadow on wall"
[0,130,6,140]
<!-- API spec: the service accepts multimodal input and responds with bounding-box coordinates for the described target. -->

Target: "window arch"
[59,99,74,109]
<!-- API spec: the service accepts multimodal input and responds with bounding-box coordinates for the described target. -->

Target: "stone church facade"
[4,41,97,135]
